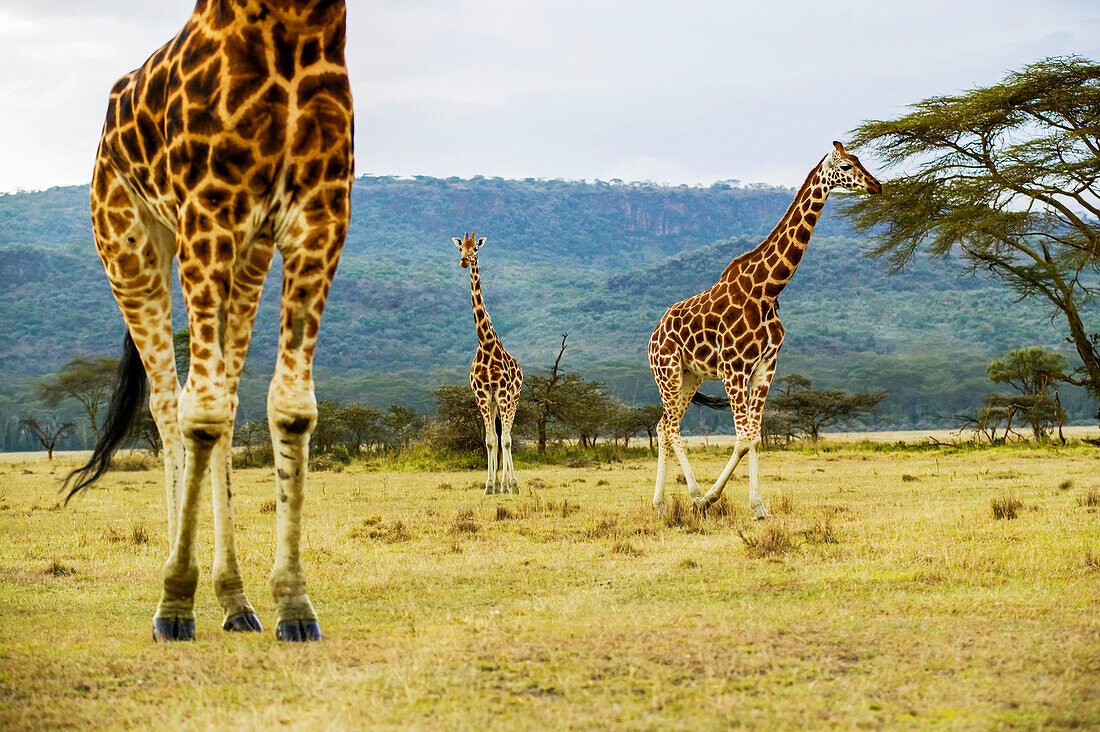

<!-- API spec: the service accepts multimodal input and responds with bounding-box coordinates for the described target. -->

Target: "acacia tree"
[338,403,384,454]
[769,378,886,442]
[841,56,1100,418]
[987,347,1068,440]
[19,418,74,460]
[525,334,570,454]
[36,355,118,442]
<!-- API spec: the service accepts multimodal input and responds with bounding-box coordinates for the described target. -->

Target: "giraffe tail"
[494,413,504,473]
[691,392,731,410]
[62,331,147,503]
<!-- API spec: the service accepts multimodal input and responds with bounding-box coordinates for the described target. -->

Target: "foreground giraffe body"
[454,233,523,494]
[68,0,353,642]
[649,142,880,517]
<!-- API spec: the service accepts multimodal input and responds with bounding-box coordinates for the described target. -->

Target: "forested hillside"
[0,175,1092,448]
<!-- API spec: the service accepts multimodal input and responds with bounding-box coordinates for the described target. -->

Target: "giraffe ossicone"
[66,0,354,642]
[648,142,881,518]
[455,232,523,494]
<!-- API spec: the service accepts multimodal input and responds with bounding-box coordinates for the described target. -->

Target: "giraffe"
[64,0,353,642]
[648,142,880,518]
[453,232,523,494]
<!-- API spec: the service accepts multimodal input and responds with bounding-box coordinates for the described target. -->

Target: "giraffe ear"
[476,237,486,248]
[833,141,845,153]
[452,237,463,247]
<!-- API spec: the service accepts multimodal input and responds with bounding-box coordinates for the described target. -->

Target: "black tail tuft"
[494,414,503,472]
[691,392,731,410]
[62,332,147,503]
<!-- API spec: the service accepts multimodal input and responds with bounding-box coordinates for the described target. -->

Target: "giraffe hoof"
[692,497,708,518]
[153,617,195,642]
[223,611,263,633]
[276,619,322,642]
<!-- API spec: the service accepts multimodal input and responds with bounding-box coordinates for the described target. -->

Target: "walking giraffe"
[454,233,523,494]
[65,0,353,642]
[649,142,880,517]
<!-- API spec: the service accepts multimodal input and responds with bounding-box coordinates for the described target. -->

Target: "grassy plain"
[1,441,1098,729]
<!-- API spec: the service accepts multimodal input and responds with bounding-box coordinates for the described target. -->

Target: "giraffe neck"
[469,259,498,347]
[722,158,831,299]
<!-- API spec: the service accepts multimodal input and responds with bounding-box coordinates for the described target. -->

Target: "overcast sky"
[0,0,1096,193]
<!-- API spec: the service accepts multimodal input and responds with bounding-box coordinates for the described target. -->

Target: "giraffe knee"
[177,386,231,444]
[267,380,317,438]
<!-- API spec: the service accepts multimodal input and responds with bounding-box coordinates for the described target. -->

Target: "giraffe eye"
[840,164,852,171]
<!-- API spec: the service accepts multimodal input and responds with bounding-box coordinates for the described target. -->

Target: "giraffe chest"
[471,345,521,389]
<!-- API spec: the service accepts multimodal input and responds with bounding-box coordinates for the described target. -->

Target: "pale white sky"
[0,0,1096,193]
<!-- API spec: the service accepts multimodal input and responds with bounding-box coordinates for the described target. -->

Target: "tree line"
[15,328,1080,462]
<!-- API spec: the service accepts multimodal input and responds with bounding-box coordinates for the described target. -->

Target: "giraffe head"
[821,141,881,194]
[453,231,486,269]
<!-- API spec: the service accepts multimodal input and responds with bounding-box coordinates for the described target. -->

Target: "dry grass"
[449,507,480,534]
[991,493,1024,520]
[1,444,1098,729]
[738,522,797,558]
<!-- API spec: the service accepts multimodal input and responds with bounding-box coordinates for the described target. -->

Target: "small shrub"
[259,499,277,514]
[567,457,594,468]
[901,474,919,483]
[611,540,643,556]
[583,518,618,540]
[738,525,796,558]
[662,494,690,528]
[1078,489,1100,509]
[1058,479,1073,491]
[774,492,795,515]
[495,505,514,521]
[800,516,839,545]
[595,479,610,486]
[675,474,687,484]
[450,508,480,534]
[437,482,453,490]
[130,521,150,545]
[679,557,699,569]
[991,494,1023,520]
[110,454,151,472]
[45,559,75,577]
[355,518,411,543]
[527,478,549,492]
[234,445,274,469]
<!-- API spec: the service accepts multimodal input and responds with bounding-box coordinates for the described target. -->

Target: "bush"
[991,494,1023,520]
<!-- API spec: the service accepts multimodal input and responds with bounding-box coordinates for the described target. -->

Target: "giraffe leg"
[499,396,520,493]
[744,360,776,519]
[699,362,775,518]
[481,402,500,494]
[213,236,274,634]
[152,200,245,641]
[91,163,194,640]
[268,216,348,642]
[654,368,705,508]
[652,416,671,512]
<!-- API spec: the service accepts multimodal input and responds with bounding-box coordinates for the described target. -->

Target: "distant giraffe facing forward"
[454,232,523,494]
[67,0,354,642]
[649,142,880,517]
